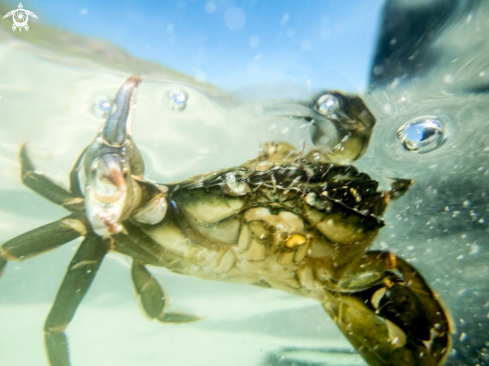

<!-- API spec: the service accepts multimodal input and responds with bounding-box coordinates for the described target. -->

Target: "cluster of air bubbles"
[168,88,188,111]
[93,96,115,118]
[316,93,340,116]
[397,117,446,153]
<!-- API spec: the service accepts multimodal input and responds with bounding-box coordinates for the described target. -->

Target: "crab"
[0,75,451,366]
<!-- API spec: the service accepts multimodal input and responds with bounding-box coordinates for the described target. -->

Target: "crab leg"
[113,224,199,323]
[131,259,200,323]
[322,251,451,366]
[20,145,84,212]
[112,232,163,266]
[44,233,109,366]
[68,146,87,198]
[0,213,88,277]
[0,255,6,277]
[111,221,175,264]
[131,259,166,318]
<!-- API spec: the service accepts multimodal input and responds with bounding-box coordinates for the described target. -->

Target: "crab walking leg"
[113,232,164,266]
[322,251,451,366]
[113,221,181,268]
[131,259,166,318]
[44,233,109,366]
[68,146,87,198]
[0,255,6,277]
[131,259,201,323]
[0,214,88,277]
[113,224,200,323]
[20,145,84,212]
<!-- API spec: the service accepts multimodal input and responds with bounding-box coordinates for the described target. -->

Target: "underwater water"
[0,0,488,365]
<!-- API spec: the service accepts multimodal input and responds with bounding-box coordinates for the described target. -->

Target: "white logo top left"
[3,3,38,32]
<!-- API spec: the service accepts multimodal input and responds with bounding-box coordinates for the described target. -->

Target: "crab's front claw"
[82,75,145,237]
[324,251,451,366]
[272,91,375,164]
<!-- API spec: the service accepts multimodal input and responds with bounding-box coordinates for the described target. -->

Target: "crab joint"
[132,194,168,225]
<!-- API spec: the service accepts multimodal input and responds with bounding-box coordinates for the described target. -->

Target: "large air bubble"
[397,117,446,154]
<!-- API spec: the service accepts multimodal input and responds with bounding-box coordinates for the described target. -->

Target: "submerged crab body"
[0,76,451,366]
[144,157,385,287]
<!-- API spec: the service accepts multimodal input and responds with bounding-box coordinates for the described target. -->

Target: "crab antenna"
[102,74,142,146]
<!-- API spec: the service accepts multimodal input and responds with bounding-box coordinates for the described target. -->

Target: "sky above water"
[4,0,385,91]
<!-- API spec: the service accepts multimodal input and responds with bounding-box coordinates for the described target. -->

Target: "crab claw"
[308,91,376,163]
[268,91,375,164]
[102,74,142,148]
[83,75,143,237]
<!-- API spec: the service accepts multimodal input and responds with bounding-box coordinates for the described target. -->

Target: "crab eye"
[316,93,341,116]
[224,172,250,197]
[91,154,126,204]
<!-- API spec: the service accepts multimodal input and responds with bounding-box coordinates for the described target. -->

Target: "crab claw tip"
[102,74,142,146]
[127,74,142,85]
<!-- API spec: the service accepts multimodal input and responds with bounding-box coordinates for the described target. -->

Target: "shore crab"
[0,76,451,366]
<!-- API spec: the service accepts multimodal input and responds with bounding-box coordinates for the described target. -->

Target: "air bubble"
[459,332,468,342]
[397,118,446,153]
[315,93,340,116]
[205,1,216,14]
[168,89,188,111]
[93,96,115,118]
[224,7,246,31]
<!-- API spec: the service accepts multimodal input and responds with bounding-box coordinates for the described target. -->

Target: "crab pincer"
[82,75,144,237]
